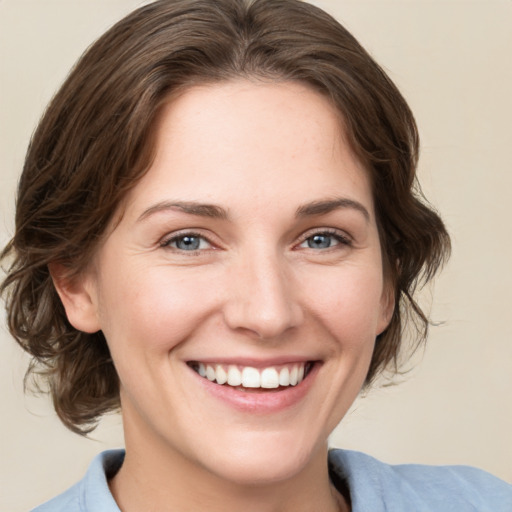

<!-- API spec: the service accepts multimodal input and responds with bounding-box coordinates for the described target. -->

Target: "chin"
[196,428,325,486]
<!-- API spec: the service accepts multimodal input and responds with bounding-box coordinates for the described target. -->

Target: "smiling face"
[60,80,392,492]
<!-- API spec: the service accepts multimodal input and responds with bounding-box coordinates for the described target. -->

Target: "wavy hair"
[1,0,450,434]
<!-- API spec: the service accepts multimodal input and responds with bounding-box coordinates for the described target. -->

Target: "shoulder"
[329,449,512,512]
[31,450,124,512]
[31,483,81,512]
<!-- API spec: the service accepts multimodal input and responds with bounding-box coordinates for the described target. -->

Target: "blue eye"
[308,234,334,249]
[163,234,211,251]
[299,231,349,250]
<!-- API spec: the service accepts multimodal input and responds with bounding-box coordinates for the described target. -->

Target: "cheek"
[302,264,386,344]
[98,264,221,354]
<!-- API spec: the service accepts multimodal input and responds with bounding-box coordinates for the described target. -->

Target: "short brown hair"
[1,0,450,434]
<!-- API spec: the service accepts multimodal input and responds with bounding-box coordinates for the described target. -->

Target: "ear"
[49,263,101,333]
[377,280,395,336]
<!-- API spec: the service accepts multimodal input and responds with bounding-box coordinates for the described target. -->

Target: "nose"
[222,251,304,340]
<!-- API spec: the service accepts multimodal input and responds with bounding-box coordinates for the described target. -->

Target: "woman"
[1,0,510,510]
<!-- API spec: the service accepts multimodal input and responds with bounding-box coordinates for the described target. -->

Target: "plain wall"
[1,1,511,510]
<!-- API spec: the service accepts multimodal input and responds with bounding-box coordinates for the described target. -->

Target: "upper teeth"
[196,363,307,388]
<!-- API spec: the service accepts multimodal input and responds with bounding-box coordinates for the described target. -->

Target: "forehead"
[122,79,374,221]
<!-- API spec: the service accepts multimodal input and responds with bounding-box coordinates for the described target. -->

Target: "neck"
[110,420,348,512]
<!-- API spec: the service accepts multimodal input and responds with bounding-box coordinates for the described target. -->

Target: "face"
[65,80,392,486]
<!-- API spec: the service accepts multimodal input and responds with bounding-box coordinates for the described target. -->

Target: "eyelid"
[295,227,353,249]
[159,230,217,251]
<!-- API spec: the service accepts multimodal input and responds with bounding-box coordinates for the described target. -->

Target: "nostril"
[222,261,303,338]
[223,299,304,340]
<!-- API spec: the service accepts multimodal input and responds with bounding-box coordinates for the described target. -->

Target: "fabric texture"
[32,449,512,511]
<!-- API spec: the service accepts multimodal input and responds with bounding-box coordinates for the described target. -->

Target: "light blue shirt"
[32,449,512,511]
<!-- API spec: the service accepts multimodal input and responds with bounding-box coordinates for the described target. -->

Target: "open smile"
[187,361,317,392]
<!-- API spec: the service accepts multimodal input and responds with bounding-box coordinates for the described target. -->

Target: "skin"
[55,80,393,512]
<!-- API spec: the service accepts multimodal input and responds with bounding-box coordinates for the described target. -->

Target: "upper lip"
[186,356,320,369]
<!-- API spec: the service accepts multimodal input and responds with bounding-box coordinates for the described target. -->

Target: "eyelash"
[160,228,352,255]
[296,229,352,251]
[160,231,214,254]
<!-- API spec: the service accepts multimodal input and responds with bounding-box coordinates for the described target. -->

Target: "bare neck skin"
[109,413,349,512]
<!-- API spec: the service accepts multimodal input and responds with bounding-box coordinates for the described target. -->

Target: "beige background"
[1,0,511,510]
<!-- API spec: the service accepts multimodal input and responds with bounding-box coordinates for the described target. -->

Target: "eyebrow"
[137,197,370,223]
[137,201,228,222]
[295,198,370,222]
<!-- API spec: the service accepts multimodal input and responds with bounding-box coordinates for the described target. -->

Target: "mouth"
[187,361,317,392]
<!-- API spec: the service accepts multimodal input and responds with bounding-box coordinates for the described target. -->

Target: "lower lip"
[190,363,320,414]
